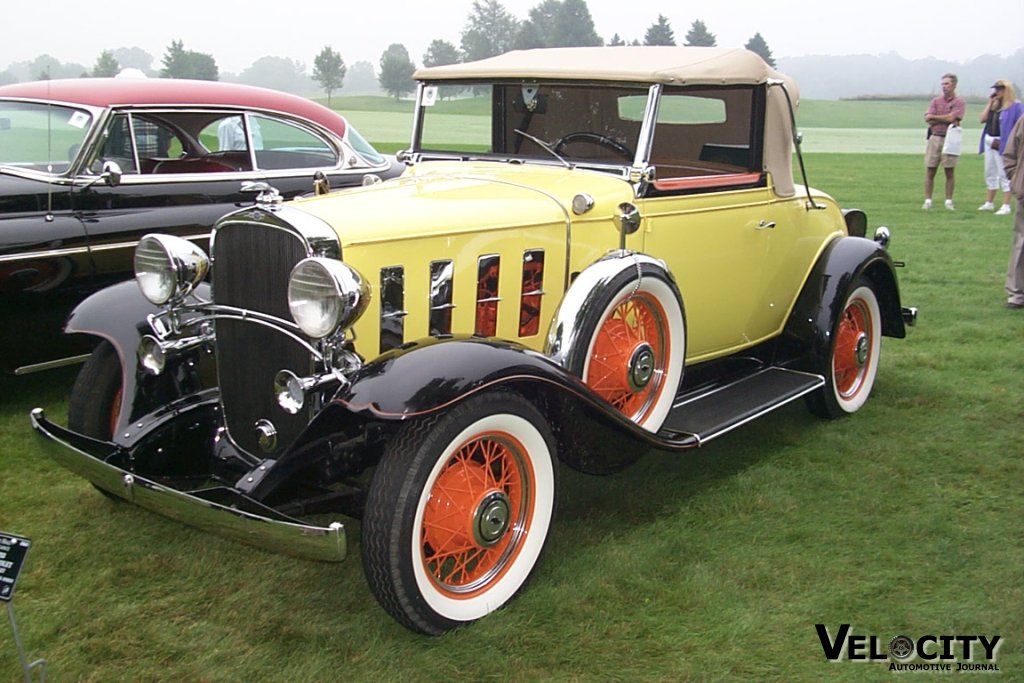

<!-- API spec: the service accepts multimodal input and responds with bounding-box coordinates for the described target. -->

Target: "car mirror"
[102,160,123,188]
[80,160,124,190]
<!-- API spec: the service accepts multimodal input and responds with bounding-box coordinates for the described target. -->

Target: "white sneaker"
[995,204,1012,216]
[978,202,995,211]
[945,199,955,211]
[922,199,932,210]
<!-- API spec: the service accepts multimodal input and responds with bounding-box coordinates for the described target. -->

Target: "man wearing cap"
[1002,114,1024,309]
[923,73,966,210]
[978,80,1024,216]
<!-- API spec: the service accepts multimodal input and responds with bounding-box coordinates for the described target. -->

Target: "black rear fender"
[784,236,906,370]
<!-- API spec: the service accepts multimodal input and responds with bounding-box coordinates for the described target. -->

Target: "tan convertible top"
[416,47,801,198]
[416,46,791,88]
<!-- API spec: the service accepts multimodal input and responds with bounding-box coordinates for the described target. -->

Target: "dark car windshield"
[0,101,93,175]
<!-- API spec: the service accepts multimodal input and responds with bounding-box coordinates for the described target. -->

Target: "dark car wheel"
[361,391,557,635]
[807,278,882,418]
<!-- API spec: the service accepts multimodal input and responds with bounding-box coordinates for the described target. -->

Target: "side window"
[92,114,181,174]
[630,86,764,192]
[250,114,338,170]
[208,115,258,152]
[92,114,137,173]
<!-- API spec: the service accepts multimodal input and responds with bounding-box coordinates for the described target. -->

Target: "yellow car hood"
[289,161,634,247]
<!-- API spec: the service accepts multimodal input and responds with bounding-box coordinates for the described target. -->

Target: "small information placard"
[0,532,31,602]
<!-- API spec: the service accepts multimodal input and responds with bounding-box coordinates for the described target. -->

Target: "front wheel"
[806,279,882,418]
[361,391,557,635]
[68,340,125,500]
[68,339,123,440]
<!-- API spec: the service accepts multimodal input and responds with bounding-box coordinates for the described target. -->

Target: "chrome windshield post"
[635,84,661,169]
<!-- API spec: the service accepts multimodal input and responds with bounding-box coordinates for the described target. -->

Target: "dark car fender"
[64,279,213,431]
[783,235,906,372]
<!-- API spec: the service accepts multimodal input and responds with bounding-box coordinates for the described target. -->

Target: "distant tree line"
[39,0,1018,103]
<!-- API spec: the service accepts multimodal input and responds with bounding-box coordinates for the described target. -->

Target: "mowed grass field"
[1,99,1021,682]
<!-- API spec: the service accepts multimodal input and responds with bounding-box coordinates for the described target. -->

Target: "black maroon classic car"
[33,47,916,635]
[0,78,398,374]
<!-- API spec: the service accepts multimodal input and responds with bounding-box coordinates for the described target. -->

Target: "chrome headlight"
[287,258,369,339]
[135,234,209,305]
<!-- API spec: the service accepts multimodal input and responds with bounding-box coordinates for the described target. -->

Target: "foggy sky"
[3,0,1018,74]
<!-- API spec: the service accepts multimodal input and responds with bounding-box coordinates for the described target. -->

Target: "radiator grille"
[213,222,313,457]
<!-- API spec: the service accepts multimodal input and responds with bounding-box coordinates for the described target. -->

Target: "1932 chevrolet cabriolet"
[32,47,916,635]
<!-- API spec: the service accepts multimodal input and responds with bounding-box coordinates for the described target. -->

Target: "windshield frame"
[409,79,661,177]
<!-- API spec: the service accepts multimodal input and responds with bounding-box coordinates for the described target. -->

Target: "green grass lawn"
[1,131,1021,679]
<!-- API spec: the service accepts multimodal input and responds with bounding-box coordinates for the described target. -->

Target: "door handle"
[756,220,776,230]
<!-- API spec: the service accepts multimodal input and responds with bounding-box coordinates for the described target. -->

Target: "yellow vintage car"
[33,47,915,634]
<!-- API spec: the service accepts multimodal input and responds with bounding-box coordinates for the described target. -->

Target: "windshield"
[345,124,386,166]
[418,82,649,166]
[0,101,93,175]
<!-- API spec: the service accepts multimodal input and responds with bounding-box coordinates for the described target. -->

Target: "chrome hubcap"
[473,491,511,547]
[628,343,656,391]
[854,333,870,367]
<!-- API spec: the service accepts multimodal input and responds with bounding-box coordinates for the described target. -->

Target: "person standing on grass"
[1002,114,1024,309]
[923,73,966,211]
[978,80,1024,216]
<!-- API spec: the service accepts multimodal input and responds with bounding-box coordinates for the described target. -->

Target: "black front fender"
[252,335,700,500]
[332,336,589,417]
[65,280,213,431]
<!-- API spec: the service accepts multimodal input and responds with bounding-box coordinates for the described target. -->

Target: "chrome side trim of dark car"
[30,408,347,563]
[0,246,90,262]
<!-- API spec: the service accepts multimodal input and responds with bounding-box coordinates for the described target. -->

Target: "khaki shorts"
[925,133,959,168]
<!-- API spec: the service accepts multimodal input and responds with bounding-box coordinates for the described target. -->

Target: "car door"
[0,174,98,372]
[637,86,780,361]
[641,187,778,360]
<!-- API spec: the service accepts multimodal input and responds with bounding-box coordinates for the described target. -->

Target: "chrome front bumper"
[30,408,347,563]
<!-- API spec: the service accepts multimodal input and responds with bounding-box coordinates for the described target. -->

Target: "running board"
[658,367,824,446]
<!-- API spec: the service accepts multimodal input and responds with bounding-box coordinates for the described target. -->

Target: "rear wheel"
[361,391,557,635]
[807,279,882,418]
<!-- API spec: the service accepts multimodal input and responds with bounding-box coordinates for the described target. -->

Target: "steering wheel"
[553,132,633,161]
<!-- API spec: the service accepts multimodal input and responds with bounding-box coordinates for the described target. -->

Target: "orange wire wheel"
[362,391,557,635]
[833,295,874,401]
[566,262,685,433]
[807,279,882,418]
[420,430,533,596]
[585,291,670,425]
